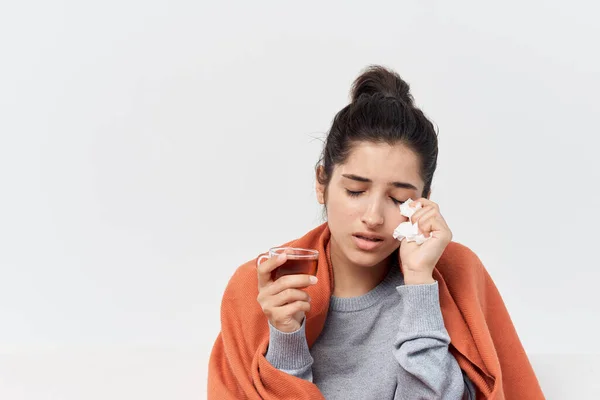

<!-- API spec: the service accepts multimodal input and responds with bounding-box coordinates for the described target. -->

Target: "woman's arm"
[393,282,475,400]
[207,260,324,400]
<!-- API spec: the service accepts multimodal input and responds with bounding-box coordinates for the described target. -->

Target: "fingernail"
[277,253,286,262]
[309,276,318,284]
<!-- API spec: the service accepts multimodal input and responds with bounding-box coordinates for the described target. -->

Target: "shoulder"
[220,256,271,308]
[436,240,488,286]
[443,240,483,262]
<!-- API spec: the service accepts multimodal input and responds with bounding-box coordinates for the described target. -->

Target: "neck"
[329,236,392,298]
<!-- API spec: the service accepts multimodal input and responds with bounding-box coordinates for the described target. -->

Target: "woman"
[208,65,544,399]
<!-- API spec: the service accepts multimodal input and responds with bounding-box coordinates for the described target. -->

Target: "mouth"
[354,234,383,242]
[352,233,385,251]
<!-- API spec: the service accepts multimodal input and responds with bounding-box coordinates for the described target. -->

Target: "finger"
[269,288,311,307]
[264,274,318,296]
[275,300,311,319]
[416,213,450,238]
[413,198,439,210]
[257,252,287,288]
[415,213,438,236]
[410,205,436,224]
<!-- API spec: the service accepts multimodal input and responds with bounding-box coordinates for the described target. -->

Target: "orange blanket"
[208,223,544,399]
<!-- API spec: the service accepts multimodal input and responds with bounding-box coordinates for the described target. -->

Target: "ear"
[315,166,326,205]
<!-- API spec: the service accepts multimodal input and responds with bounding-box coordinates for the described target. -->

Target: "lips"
[352,233,385,251]
[355,235,382,242]
[353,232,385,241]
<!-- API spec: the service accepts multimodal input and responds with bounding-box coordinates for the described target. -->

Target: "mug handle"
[256,252,270,268]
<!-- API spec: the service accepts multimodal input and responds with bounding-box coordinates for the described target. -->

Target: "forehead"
[336,141,422,186]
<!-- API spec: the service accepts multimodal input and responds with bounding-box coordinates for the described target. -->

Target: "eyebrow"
[341,173,418,191]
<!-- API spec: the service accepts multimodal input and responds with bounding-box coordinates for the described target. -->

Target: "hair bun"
[350,65,414,105]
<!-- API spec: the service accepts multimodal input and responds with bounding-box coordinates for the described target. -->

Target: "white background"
[1,0,599,398]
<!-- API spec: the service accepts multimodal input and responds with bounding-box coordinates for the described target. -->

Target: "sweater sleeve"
[265,318,314,382]
[393,282,475,400]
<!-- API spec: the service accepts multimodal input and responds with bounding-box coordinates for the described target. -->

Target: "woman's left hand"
[398,198,453,285]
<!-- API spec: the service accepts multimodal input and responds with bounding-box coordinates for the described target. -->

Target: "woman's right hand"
[256,252,319,333]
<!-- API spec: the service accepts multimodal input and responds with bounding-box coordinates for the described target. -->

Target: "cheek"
[327,192,361,220]
[325,194,359,235]
[389,210,408,226]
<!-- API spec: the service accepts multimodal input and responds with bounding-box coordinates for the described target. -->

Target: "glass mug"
[257,247,319,281]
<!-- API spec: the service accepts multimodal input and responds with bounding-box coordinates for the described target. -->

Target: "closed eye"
[345,190,363,197]
[345,189,406,205]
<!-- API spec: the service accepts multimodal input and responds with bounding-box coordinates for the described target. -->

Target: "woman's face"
[316,141,426,269]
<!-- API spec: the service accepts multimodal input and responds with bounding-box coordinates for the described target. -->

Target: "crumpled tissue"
[392,198,433,245]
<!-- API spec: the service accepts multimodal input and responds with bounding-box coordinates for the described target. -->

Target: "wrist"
[402,271,435,285]
[266,318,313,370]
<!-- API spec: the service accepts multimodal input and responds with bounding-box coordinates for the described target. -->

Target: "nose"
[361,201,384,228]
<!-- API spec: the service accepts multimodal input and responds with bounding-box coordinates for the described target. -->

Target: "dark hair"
[316,65,439,206]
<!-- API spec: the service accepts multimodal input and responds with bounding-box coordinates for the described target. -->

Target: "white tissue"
[392,198,432,245]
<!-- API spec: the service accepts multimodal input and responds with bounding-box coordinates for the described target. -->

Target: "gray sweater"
[265,266,475,399]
